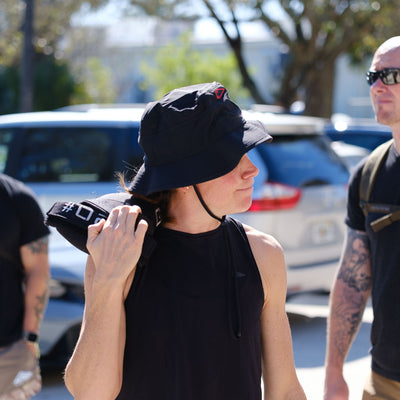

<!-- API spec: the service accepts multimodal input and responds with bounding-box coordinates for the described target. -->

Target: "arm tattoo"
[27,237,48,254]
[337,229,372,293]
[331,229,372,356]
[34,288,49,323]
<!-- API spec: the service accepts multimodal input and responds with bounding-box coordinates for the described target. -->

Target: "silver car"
[236,111,350,295]
[0,107,349,364]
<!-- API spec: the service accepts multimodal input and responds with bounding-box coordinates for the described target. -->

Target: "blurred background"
[2,0,399,118]
[1,1,398,398]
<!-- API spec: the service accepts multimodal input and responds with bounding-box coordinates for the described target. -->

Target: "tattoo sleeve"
[27,236,49,254]
[22,236,50,329]
[330,228,372,360]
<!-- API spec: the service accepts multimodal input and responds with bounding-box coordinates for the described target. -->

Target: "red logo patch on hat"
[214,88,225,99]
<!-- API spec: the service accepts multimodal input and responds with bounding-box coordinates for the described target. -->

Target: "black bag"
[45,192,161,266]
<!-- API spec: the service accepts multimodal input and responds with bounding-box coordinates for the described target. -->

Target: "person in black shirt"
[324,36,400,399]
[0,173,50,399]
[65,82,306,400]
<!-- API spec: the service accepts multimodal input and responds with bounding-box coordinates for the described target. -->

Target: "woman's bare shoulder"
[243,223,287,304]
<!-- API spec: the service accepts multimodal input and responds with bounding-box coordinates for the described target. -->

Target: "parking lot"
[0,107,379,400]
[33,292,372,400]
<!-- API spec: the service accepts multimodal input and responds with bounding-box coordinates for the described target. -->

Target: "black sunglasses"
[366,68,400,86]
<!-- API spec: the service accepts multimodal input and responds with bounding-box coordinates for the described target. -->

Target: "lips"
[237,186,253,192]
[374,97,392,107]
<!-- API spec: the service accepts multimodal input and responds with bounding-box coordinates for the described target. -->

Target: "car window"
[16,128,117,183]
[124,127,144,179]
[254,135,349,187]
[0,129,13,173]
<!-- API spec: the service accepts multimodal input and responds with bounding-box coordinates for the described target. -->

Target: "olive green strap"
[370,209,400,232]
[359,139,393,216]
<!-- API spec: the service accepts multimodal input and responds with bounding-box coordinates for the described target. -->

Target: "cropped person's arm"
[324,227,372,400]
[21,236,50,354]
[64,206,148,400]
[246,226,306,400]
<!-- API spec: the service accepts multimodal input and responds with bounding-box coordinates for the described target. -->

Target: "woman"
[64,82,306,400]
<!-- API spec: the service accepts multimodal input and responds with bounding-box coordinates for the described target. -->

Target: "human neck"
[162,191,222,234]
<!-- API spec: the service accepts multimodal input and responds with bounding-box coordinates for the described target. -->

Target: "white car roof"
[0,108,145,127]
[242,110,326,135]
[0,106,326,135]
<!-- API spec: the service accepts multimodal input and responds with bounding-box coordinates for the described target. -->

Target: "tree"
[20,0,34,112]
[71,57,117,104]
[140,33,249,102]
[0,0,111,66]
[128,0,400,117]
[0,54,82,114]
[0,0,110,112]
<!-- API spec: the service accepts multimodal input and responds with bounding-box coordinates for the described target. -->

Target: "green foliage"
[0,0,110,67]
[0,0,116,113]
[0,54,82,114]
[0,67,19,115]
[139,32,250,103]
[33,54,77,110]
[70,57,117,104]
[130,0,400,116]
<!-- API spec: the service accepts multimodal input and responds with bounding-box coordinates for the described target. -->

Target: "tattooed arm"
[20,236,50,355]
[324,227,372,400]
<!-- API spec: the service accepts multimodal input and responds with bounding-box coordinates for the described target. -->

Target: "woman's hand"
[86,205,148,289]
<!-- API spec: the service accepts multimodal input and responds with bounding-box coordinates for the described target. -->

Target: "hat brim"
[130,119,272,196]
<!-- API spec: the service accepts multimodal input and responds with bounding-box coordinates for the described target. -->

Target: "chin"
[234,200,253,214]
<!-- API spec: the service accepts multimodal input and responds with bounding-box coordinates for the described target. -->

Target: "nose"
[242,154,259,178]
[371,76,387,92]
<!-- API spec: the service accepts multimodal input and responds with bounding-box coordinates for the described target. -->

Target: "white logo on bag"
[62,202,75,213]
[75,204,94,221]
[13,370,33,386]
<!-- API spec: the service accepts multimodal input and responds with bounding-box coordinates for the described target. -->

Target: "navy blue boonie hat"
[130,81,272,196]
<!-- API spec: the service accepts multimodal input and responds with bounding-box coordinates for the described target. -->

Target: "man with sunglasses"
[324,36,400,399]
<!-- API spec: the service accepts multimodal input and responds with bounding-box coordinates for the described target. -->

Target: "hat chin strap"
[193,184,241,338]
[193,185,224,223]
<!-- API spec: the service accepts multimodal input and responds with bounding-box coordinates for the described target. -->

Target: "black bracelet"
[23,331,39,343]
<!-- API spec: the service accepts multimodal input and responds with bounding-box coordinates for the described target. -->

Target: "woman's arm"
[64,205,148,400]
[245,226,306,400]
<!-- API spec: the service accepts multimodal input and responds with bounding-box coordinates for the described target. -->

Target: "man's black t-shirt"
[0,174,49,346]
[346,143,400,381]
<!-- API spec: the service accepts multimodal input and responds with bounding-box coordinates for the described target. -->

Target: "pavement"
[33,293,372,400]
[287,293,372,399]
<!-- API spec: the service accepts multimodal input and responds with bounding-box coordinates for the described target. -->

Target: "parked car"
[329,140,370,172]
[0,107,350,364]
[0,107,144,366]
[325,114,392,151]
[237,110,350,295]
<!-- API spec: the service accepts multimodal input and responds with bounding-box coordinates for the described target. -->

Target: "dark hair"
[118,172,174,223]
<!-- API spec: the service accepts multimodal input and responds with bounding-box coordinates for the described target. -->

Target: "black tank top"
[117,217,264,400]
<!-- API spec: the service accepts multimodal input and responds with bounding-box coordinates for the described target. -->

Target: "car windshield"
[0,125,143,183]
[254,135,349,187]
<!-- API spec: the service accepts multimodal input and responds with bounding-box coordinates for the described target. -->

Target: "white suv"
[0,107,350,364]
[239,111,349,294]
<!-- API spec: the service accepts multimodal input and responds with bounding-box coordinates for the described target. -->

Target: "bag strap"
[358,139,398,232]
[359,139,393,215]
